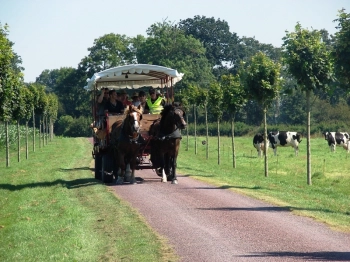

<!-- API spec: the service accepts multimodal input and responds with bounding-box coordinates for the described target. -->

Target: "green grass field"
[0,137,177,262]
[178,135,350,232]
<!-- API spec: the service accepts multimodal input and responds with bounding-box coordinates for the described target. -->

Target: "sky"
[1,0,349,83]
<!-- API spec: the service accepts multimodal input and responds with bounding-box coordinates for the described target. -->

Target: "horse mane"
[124,105,143,116]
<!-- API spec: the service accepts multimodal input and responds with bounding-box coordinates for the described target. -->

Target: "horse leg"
[124,162,132,182]
[129,157,137,184]
[116,154,125,185]
[171,156,178,184]
[159,154,167,183]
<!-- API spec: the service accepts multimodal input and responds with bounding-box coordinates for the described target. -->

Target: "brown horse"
[110,105,143,184]
[149,104,187,184]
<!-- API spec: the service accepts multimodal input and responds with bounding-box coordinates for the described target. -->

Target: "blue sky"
[1,0,349,83]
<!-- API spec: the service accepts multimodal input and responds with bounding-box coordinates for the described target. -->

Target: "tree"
[243,52,281,177]
[208,81,224,165]
[20,86,35,159]
[282,23,334,185]
[136,20,214,89]
[221,74,247,168]
[47,93,59,141]
[0,23,23,167]
[333,9,350,87]
[178,16,241,68]
[79,33,134,77]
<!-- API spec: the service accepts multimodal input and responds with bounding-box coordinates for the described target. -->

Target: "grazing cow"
[268,131,302,156]
[253,133,269,157]
[323,132,350,153]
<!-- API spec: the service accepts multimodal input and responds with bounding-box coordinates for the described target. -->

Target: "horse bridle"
[124,112,142,143]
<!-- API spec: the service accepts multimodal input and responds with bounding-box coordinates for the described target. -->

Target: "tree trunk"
[263,108,268,177]
[205,104,209,160]
[17,120,20,162]
[306,90,312,185]
[33,109,35,152]
[231,116,236,168]
[194,105,197,155]
[50,118,54,141]
[26,121,29,159]
[5,121,10,167]
[186,113,189,151]
[217,118,220,165]
[39,118,42,148]
[42,116,45,147]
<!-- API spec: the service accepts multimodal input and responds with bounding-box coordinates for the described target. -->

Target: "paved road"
[109,168,350,262]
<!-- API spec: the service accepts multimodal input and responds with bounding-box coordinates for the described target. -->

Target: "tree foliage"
[333,9,350,87]
[136,20,215,88]
[244,52,281,109]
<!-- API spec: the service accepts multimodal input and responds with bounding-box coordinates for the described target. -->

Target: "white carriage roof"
[84,64,184,90]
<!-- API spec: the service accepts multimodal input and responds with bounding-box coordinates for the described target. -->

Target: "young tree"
[243,52,281,177]
[282,23,334,185]
[221,74,247,168]
[0,23,22,167]
[208,81,223,165]
[20,86,35,159]
[47,93,59,141]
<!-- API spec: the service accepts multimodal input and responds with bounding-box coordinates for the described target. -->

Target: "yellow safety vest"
[146,97,164,114]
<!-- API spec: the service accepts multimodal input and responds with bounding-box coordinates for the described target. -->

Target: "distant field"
[178,135,350,232]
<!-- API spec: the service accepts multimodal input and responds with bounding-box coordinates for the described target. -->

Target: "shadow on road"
[241,251,350,261]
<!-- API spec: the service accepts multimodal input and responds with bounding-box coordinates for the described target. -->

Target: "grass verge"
[0,137,177,262]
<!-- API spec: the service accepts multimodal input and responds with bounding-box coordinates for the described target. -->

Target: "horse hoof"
[124,175,131,182]
[130,179,137,184]
[116,177,124,185]
[161,178,167,183]
[171,180,178,184]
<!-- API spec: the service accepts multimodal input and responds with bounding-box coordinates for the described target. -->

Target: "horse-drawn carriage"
[85,64,187,184]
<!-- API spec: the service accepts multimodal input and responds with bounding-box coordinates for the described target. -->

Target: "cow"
[268,131,302,156]
[253,133,269,157]
[323,132,350,153]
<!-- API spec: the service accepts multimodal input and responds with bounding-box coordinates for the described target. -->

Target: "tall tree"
[79,33,134,77]
[221,74,247,168]
[243,52,281,177]
[136,20,214,89]
[333,9,350,88]
[0,23,23,167]
[282,23,334,185]
[178,16,241,68]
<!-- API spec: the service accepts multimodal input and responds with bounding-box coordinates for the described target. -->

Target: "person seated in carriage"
[144,87,165,114]
[105,90,124,114]
[97,88,109,116]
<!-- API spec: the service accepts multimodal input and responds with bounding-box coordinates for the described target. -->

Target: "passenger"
[97,88,109,116]
[105,90,124,114]
[119,90,132,107]
[138,90,147,111]
[131,92,141,107]
[144,87,165,114]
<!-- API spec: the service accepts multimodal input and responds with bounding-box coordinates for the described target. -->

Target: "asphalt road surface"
[109,168,350,262]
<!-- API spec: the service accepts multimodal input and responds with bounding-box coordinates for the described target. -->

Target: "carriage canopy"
[84,64,184,91]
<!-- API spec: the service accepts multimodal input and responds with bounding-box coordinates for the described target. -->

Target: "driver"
[144,87,165,114]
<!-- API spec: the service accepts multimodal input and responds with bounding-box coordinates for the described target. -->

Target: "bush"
[55,115,92,137]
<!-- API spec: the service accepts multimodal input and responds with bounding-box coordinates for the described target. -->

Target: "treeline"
[1,10,350,139]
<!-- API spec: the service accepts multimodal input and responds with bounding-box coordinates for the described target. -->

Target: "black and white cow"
[268,131,302,156]
[323,132,350,152]
[253,133,269,157]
